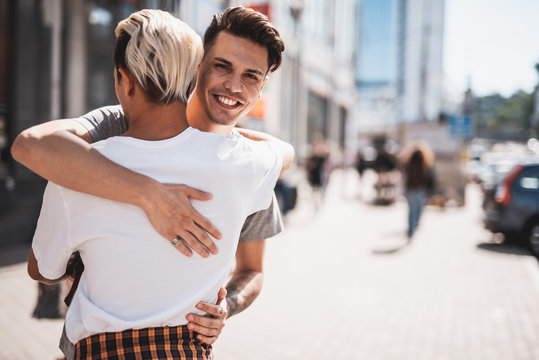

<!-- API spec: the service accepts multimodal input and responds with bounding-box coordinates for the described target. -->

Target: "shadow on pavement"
[372,242,410,255]
[476,242,532,256]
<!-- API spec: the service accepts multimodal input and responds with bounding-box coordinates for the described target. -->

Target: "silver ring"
[170,235,182,246]
[218,307,225,317]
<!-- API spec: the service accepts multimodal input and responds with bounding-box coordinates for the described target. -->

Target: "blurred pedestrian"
[306,135,331,210]
[372,137,399,204]
[354,149,367,180]
[401,141,435,239]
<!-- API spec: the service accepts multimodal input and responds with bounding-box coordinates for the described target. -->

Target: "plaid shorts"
[74,325,213,360]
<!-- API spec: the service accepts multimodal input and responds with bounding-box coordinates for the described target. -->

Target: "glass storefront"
[85,0,178,110]
[307,92,328,143]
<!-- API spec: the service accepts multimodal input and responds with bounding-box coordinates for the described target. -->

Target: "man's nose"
[223,73,242,94]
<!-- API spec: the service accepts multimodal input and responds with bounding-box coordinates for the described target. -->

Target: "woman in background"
[401,141,435,239]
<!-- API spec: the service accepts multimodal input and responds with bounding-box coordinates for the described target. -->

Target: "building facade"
[0,0,358,246]
[1,0,193,246]
[352,0,445,145]
[230,0,358,159]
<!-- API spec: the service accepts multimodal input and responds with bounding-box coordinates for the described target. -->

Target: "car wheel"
[527,222,539,256]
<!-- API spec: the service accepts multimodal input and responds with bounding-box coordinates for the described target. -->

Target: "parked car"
[483,161,539,255]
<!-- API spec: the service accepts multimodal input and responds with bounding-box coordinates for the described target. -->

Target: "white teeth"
[218,96,238,106]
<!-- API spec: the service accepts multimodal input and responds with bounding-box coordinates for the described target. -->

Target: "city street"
[2,169,539,360]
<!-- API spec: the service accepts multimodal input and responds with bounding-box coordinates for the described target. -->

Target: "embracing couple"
[13,6,292,360]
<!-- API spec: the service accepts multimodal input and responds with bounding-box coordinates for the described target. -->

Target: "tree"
[473,90,534,140]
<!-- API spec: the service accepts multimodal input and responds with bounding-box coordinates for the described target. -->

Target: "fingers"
[171,238,193,257]
[176,232,210,258]
[149,183,222,257]
[176,185,222,240]
[196,300,228,319]
[187,313,224,330]
[182,186,213,201]
[169,224,218,258]
[193,213,222,240]
[195,334,218,345]
[188,224,219,255]
[186,311,226,345]
[216,287,227,305]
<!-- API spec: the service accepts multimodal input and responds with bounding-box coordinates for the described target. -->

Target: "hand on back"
[142,183,222,257]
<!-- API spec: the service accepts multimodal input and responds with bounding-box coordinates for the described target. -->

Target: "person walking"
[401,141,435,239]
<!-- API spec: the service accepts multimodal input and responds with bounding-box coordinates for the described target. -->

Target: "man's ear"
[196,62,202,78]
[258,76,269,99]
[118,67,136,98]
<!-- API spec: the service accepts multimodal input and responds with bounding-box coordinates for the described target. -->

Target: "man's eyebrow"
[214,57,265,76]
[214,57,232,66]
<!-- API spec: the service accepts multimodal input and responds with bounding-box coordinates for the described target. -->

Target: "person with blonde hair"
[401,141,435,239]
[25,9,292,359]
[14,10,288,355]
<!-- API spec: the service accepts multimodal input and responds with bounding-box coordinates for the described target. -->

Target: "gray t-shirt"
[75,105,283,242]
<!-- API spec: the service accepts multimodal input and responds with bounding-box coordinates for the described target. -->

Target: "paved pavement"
[2,169,539,360]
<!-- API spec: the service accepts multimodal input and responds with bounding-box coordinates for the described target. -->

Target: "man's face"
[195,31,269,126]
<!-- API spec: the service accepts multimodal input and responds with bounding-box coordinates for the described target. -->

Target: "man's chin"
[208,111,242,126]
[208,116,237,127]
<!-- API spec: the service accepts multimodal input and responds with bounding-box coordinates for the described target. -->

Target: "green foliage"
[473,90,534,140]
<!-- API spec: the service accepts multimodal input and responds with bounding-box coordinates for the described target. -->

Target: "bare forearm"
[27,250,68,285]
[12,120,222,252]
[12,127,154,209]
[225,270,263,318]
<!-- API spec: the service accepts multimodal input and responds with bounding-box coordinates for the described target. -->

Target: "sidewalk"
[1,169,539,359]
[0,245,65,360]
[214,170,539,360]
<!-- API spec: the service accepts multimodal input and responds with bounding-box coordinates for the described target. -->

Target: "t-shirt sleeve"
[239,193,283,242]
[32,182,75,280]
[248,141,283,215]
[74,105,128,142]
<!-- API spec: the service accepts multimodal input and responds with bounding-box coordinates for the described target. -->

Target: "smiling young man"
[25,8,292,360]
[12,6,289,360]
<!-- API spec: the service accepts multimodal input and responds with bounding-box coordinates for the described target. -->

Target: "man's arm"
[11,119,222,257]
[236,128,294,174]
[185,240,265,344]
[185,196,283,344]
[225,240,265,317]
[27,249,68,285]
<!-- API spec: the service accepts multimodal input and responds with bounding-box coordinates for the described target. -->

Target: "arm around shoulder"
[11,119,93,172]
[12,115,222,258]
[236,128,294,174]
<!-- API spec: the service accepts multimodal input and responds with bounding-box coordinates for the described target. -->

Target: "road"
[1,169,539,360]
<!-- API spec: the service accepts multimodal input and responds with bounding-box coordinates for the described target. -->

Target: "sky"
[444,0,539,97]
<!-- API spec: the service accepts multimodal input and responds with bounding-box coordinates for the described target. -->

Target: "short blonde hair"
[113,9,203,104]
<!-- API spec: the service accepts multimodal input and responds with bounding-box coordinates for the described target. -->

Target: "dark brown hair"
[203,6,285,73]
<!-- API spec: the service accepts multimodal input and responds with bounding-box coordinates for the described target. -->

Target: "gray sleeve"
[240,193,283,242]
[74,105,128,142]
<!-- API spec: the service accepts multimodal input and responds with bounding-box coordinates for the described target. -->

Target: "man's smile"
[213,93,244,109]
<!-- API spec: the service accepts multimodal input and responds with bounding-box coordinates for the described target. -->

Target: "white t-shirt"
[32,127,282,344]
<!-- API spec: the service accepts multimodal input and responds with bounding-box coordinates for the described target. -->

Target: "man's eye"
[215,63,227,69]
[246,74,259,81]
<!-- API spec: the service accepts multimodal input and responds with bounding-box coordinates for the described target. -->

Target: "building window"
[307,92,328,143]
[85,1,176,110]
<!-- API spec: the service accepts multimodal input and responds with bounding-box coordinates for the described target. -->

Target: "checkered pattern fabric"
[74,325,213,359]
